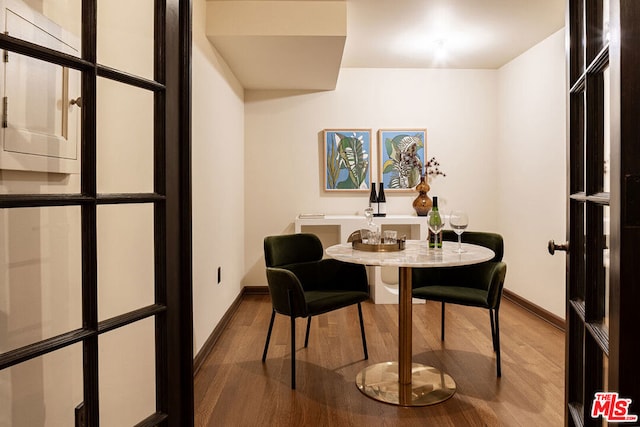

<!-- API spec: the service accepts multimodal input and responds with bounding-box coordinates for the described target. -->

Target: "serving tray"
[352,240,406,252]
[347,230,406,252]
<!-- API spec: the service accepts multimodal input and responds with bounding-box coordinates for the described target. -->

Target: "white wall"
[191,0,245,355]
[497,29,567,318]
[244,68,501,285]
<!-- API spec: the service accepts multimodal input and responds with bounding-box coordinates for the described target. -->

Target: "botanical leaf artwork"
[381,131,425,189]
[325,131,370,190]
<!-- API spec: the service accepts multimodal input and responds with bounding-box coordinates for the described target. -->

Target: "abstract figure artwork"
[378,129,426,192]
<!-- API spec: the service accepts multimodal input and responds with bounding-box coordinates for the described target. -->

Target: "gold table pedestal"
[355,362,456,406]
[323,246,493,408]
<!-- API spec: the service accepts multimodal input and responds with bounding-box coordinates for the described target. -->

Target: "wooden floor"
[194,294,564,426]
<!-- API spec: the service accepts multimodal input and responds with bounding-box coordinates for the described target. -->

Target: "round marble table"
[325,240,495,406]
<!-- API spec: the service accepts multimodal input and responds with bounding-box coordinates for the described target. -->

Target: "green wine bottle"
[427,196,443,249]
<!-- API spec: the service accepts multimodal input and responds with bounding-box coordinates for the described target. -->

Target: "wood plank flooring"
[194,294,564,426]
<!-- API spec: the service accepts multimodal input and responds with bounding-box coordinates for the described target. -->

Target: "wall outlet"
[217,266,221,284]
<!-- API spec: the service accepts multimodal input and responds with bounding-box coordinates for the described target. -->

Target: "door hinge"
[2,97,7,128]
[75,401,86,427]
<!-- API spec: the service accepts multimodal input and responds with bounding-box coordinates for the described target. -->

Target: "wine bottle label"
[378,202,386,215]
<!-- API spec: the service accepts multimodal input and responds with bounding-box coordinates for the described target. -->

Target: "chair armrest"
[317,258,369,293]
[266,267,308,317]
[486,262,507,309]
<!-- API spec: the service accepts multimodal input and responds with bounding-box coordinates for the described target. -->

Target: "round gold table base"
[355,362,456,406]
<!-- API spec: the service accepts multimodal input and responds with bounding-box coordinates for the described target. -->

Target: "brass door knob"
[70,97,82,108]
[548,240,569,255]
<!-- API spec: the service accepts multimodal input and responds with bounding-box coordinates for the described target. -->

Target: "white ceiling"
[343,0,566,69]
[206,0,566,89]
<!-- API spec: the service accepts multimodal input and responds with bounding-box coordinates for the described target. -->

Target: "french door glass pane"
[603,66,610,193]
[590,0,608,56]
[570,0,585,84]
[569,309,585,408]
[603,0,610,43]
[1,0,81,56]
[99,318,156,426]
[582,91,587,192]
[97,204,155,321]
[603,205,610,332]
[0,206,82,353]
[571,200,586,301]
[570,91,586,194]
[96,78,154,194]
[97,0,154,80]
[603,353,609,392]
[0,343,83,427]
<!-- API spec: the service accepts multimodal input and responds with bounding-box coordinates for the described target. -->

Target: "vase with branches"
[412,157,446,216]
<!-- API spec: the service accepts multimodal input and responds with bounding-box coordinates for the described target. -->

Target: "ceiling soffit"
[206,1,347,90]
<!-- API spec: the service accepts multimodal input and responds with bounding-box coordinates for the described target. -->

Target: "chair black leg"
[494,308,502,377]
[490,308,497,352]
[304,316,312,348]
[262,309,276,362]
[441,302,446,341]
[290,314,296,389]
[357,302,368,360]
[285,290,297,389]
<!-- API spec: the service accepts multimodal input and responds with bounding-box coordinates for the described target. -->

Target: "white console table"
[294,214,428,304]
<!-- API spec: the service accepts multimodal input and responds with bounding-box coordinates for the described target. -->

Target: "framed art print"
[378,129,426,192]
[323,129,371,192]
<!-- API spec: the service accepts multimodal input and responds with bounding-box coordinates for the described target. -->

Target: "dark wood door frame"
[565,0,640,425]
[164,0,194,425]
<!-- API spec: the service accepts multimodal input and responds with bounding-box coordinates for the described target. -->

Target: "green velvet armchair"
[412,231,507,377]
[262,233,369,389]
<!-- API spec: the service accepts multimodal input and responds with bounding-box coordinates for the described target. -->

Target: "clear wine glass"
[363,207,380,244]
[449,210,469,253]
